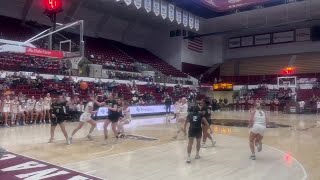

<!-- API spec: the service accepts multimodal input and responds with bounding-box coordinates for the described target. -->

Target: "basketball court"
[1,112,316,179]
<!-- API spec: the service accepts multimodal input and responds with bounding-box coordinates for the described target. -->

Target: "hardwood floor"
[0,112,318,180]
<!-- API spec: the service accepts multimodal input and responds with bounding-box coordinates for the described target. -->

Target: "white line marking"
[89,145,114,155]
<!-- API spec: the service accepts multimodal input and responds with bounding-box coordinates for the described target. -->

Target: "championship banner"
[168,4,174,22]
[124,0,132,5]
[160,0,167,19]
[273,31,294,43]
[296,28,311,42]
[144,0,152,13]
[153,0,160,16]
[189,13,194,29]
[229,38,241,48]
[195,17,199,31]
[241,36,253,47]
[254,34,271,45]
[183,10,188,27]
[134,0,142,9]
[176,8,182,24]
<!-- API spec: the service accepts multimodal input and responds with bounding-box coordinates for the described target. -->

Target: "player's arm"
[50,105,56,118]
[107,104,117,111]
[248,111,255,128]
[202,117,211,126]
[94,100,106,106]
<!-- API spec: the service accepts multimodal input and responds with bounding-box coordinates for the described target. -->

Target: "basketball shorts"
[108,114,120,123]
[251,124,266,136]
[2,107,10,113]
[188,128,202,138]
[179,113,188,119]
[80,112,92,122]
[44,105,50,110]
[35,108,43,112]
[51,115,65,126]
[27,107,34,111]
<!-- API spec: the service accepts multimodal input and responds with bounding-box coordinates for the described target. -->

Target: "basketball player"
[35,97,44,124]
[199,99,216,148]
[11,96,19,126]
[18,98,27,125]
[274,98,279,112]
[69,96,97,143]
[172,98,181,120]
[43,93,52,123]
[185,105,210,163]
[248,103,268,160]
[163,95,172,122]
[2,95,11,127]
[48,96,70,144]
[173,97,188,139]
[26,96,36,124]
[117,101,131,137]
[95,94,121,144]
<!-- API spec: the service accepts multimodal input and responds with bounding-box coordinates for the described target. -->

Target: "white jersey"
[44,97,52,106]
[253,110,266,126]
[76,104,85,112]
[27,99,36,109]
[3,100,11,109]
[180,103,188,114]
[174,102,181,113]
[35,101,44,112]
[123,107,131,119]
[11,100,19,113]
[84,101,94,113]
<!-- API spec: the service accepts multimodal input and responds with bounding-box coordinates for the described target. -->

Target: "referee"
[48,96,70,145]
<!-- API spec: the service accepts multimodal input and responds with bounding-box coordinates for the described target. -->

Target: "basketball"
[80,82,88,90]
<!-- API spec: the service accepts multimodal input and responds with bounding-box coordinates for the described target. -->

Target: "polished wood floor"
[1,111,319,180]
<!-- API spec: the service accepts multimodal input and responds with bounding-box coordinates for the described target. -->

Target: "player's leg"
[58,121,70,144]
[86,119,97,140]
[186,137,195,163]
[104,119,111,140]
[35,112,39,124]
[11,113,16,126]
[111,121,119,137]
[195,137,201,159]
[3,112,9,127]
[70,122,85,138]
[49,118,58,143]
[117,119,125,134]
[249,132,257,160]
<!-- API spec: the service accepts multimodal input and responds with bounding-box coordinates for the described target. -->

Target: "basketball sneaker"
[195,154,201,159]
[257,142,262,152]
[48,138,53,143]
[211,139,216,147]
[250,154,256,160]
[68,137,73,144]
[87,135,94,141]
[66,138,71,145]
[186,157,191,163]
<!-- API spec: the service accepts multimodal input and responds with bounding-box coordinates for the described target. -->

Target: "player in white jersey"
[69,96,97,144]
[11,96,20,126]
[2,95,11,127]
[26,96,36,124]
[35,98,44,124]
[43,93,52,123]
[248,103,268,160]
[117,101,131,137]
[173,97,188,139]
[172,99,181,120]
[18,98,27,125]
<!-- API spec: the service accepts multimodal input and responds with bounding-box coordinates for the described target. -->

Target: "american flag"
[188,37,203,53]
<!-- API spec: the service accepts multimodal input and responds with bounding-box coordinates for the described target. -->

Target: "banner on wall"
[241,36,253,47]
[229,38,241,48]
[161,0,167,19]
[273,31,294,43]
[97,105,175,116]
[195,17,199,31]
[153,0,160,16]
[183,10,188,27]
[254,34,271,45]
[144,0,152,12]
[168,4,174,22]
[189,13,194,29]
[124,0,132,5]
[134,0,142,9]
[176,8,182,24]
[296,28,311,42]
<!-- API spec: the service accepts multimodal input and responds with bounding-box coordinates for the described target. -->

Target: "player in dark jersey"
[185,104,210,163]
[48,96,70,144]
[94,94,121,144]
[199,99,216,148]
